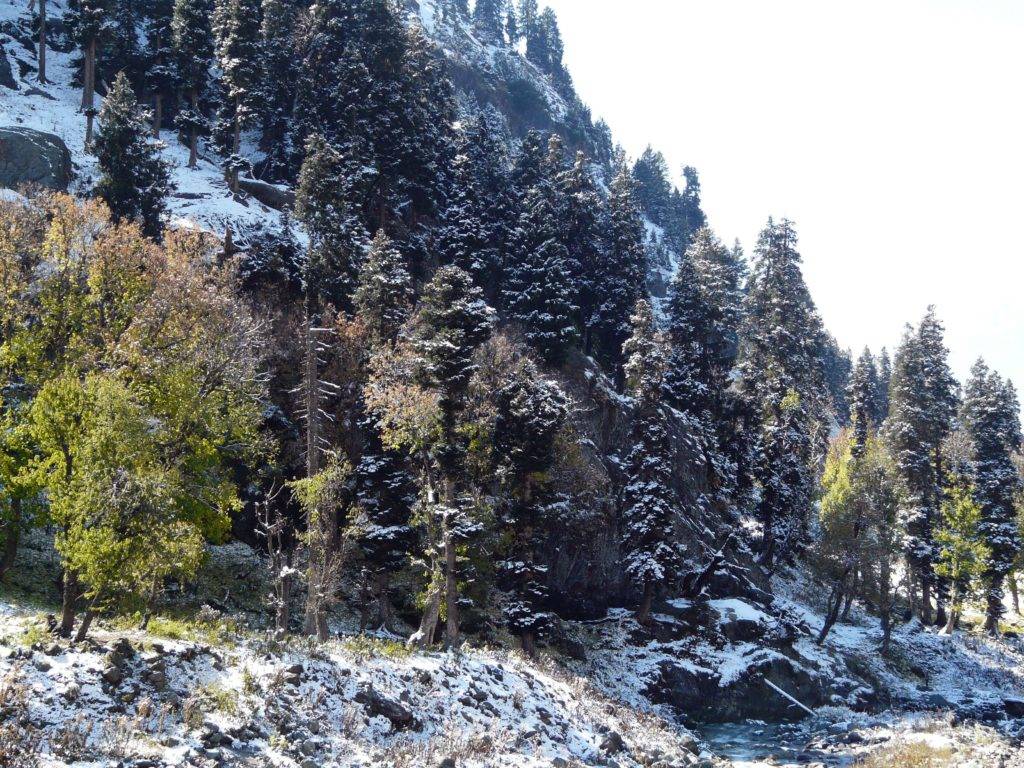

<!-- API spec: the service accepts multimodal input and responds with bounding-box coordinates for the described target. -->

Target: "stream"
[698,720,859,767]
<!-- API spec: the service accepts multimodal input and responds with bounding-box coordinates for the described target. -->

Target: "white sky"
[543,0,1024,393]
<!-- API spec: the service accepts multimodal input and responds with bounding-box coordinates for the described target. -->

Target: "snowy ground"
[0,599,712,768]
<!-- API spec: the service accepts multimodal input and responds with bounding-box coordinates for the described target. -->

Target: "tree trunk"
[1010,572,1020,615]
[444,527,459,647]
[74,604,96,642]
[984,575,1003,634]
[0,497,22,581]
[83,37,96,148]
[410,582,441,649]
[188,91,199,168]
[229,103,242,193]
[520,631,536,658]
[37,0,46,84]
[636,582,654,626]
[817,581,846,645]
[374,571,392,631]
[58,570,80,637]
[276,548,292,633]
[920,579,932,624]
[153,93,163,137]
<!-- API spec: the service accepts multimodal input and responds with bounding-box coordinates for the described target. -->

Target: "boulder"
[0,128,72,190]
[355,682,419,731]
[1005,698,1024,718]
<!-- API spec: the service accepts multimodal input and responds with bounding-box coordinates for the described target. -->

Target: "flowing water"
[698,720,858,767]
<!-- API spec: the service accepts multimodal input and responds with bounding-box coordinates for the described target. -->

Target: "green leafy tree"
[935,475,989,633]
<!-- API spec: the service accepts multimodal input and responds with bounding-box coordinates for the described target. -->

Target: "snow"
[711,598,770,625]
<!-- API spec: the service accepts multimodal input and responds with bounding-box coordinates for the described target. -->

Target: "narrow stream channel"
[697,720,857,767]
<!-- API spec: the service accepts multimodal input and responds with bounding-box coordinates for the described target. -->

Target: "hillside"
[3,1,1024,767]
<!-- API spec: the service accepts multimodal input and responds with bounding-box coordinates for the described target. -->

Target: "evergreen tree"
[740,219,827,568]
[876,347,892,424]
[883,307,957,622]
[503,178,577,365]
[257,0,298,180]
[557,151,603,345]
[438,111,514,299]
[961,359,1023,633]
[849,348,879,457]
[621,299,682,624]
[94,73,170,238]
[143,0,177,136]
[935,473,989,633]
[632,147,672,227]
[593,163,646,374]
[213,0,261,191]
[473,0,505,42]
[294,135,369,310]
[493,359,567,655]
[172,0,214,168]
[65,0,111,146]
[353,231,414,343]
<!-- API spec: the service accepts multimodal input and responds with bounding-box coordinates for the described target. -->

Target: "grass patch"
[196,683,240,717]
[339,635,412,661]
[108,610,243,647]
[856,741,954,767]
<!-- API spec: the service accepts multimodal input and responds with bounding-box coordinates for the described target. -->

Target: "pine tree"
[621,299,682,624]
[557,151,603,346]
[94,73,170,238]
[294,135,369,310]
[632,146,672,227]
[437,111,514,300]
[143,0,176,136]
[503,178,578,365]
[740,219,827,568]
[961,359,1022,633]
[257,0,298,180]
[353,231,414,343]
[412,266,495,647]
[65,0,111,147]
[473,0,505,43]
[875,347,892,424]
[593,163,646,375]
[493,359,567,655]
[213,0,261,191]
[883,307,957,622]
[849,348,880,457]
[172,0,214,168]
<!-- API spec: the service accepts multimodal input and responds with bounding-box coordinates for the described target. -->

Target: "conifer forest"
[0,1,1023,766]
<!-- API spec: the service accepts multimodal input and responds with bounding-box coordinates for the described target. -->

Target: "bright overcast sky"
[543,0,1024,394]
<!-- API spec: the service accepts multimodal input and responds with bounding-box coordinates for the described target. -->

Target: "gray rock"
[355,682,420,731]
[1005,698,1024,718]
[0,127,73,191]
[434,758,456,768]
[600,731,625,754]
[102,665,123,686]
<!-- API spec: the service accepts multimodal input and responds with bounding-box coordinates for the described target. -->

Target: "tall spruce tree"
[557,151,603,347]
[593,162,646,375]
[884,308,958,622]
[503,177,577,365]
[740,219,827,569]
[172,0,214,168]
[621,299,682,624]
[213,0,261,191]
[473,0,505,42]
[353,231,414,343]
[961,359,1023,633]
[411,266,495,648]
[876,347,892,424]
[143,0,176,136]
[65,0,111,147]
[257,0,298,180]
[94,72,170,238]
[493,359,567,655]
[849,348,880,457]
[294,135,370,310]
